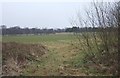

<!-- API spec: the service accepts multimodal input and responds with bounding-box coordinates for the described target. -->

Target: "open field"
[1,1,119,76]
[2,33,76,43]
[2,33,87,76]
[2,32,118,76]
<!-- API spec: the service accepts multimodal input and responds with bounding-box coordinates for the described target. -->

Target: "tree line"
[0,25,116,35]
[1,25,64,35]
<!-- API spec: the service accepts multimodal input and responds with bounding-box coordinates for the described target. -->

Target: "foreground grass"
[2,33,86,76]
[2,32,118,76]
[22,42,85,76]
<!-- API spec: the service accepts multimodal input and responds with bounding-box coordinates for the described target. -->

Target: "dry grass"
[2,42,48,76]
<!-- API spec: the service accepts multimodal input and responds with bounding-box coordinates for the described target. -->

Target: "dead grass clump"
[2,42,48,76]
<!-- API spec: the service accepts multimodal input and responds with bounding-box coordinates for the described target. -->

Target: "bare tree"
[72,1,119,75]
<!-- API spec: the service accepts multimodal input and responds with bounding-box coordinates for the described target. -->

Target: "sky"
[0,0,117,29]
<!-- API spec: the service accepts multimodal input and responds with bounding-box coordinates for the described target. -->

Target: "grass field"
[2,33,76,43]
[2,33,87,76]
[2,32,116,76]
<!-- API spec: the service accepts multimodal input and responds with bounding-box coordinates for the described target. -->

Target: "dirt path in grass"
[23,42,86,76]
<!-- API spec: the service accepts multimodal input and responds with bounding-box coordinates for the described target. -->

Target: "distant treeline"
[0,25,116,35]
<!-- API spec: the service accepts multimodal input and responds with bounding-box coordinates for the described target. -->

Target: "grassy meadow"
[2,33,87,76]
[2,32,117,76]
[2,33,76,43]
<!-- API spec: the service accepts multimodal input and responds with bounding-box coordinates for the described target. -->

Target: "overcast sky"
[0,0,117,29]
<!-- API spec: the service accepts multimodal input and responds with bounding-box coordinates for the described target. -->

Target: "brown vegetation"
[71,2,119,75]
[2,42,48,76]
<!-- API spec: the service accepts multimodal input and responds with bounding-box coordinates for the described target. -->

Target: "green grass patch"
[2,33,76,44]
